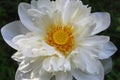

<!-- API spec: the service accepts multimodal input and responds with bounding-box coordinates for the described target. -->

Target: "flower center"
[46,24,75,57]
[53,30,69,45]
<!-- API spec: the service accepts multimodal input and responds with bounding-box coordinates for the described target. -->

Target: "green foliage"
[0,0,120,80]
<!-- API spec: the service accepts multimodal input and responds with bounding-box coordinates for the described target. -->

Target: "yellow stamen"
[45,24,75,57]
[53,30,69,45]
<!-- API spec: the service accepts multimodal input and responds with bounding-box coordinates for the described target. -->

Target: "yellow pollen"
[53,30,69,45]
[46,24,75,57]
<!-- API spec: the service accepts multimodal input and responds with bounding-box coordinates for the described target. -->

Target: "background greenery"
[0,0,120,80]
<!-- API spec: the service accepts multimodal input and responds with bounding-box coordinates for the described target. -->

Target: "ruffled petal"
[18,3,40,32]
[56,71,73,80]
[72,61,104,80]
[18,57,43,73]
[91,12,110,35]
[100,57,112,74]
[13,34,43,57]
[62,0,91,24]
[1,21,29,50]
[12,52,25,62]
[15,70,31,80]
[15,67,52,80]
[42,56,71,72]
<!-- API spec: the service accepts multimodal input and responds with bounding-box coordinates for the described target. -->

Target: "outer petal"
[56,71,73,80]
[78,36,110,46]
[91,12,111,35]
[1,21,29,50]
[78,37,117,59]
[71,48,101,74]
[72,61,104,80]
[98,41,117,59]
[18,3,40,32]
[100,57,113,74]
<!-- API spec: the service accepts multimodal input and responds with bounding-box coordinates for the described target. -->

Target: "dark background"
[0,0,120,80]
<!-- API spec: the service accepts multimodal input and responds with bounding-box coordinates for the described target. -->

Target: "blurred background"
[0,0,120,80]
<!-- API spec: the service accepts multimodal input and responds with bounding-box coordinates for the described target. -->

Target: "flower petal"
[12,52,25,62]
[31,0,37,8]
[53,0,68,12]
[28,9,53,33]
[98,41,117,59]
[38,68,52,80]
[62,0,91,24]
[79,36,110,46]
[37,0,52,9]
[56,71,73,80]
[71,66,104,80]
[15,70,31,80]
[72,61,104,80]
[1,21,29,50]
[18,3,40,32]
[71,47,102,74]
[100,57,112,74]
[15,68,51,80]
[18,57,43,73]
[91,12,110,35]
[42,56,71,72]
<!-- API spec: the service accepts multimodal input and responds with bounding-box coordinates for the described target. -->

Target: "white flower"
[1,0,117,80]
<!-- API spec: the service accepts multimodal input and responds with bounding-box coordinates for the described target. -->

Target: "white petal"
[42,41,61,56]
[30,64,52,80]
[1,21,29,50]
[77,41,117,60]
[15,70,30,80]
[98,41,117,59]
[28,9,53,33]
[56,71,73,80]
[79,36,110,46]
[31,0,37,8]
[14,35,43,57]
[12,52,25,62]
[38,68,52,80]
[38,0,52,9]
[15,69,40,80]
[18,60,32,73]
[42,56,70,72]
[18,3,40,32]
[72,63,104,80]
[71,48,101,74]
[53,0,68,12]
[92,12,110,35]
[18,57,43,73]
[100,57,112,74]
[62,0,91,24]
